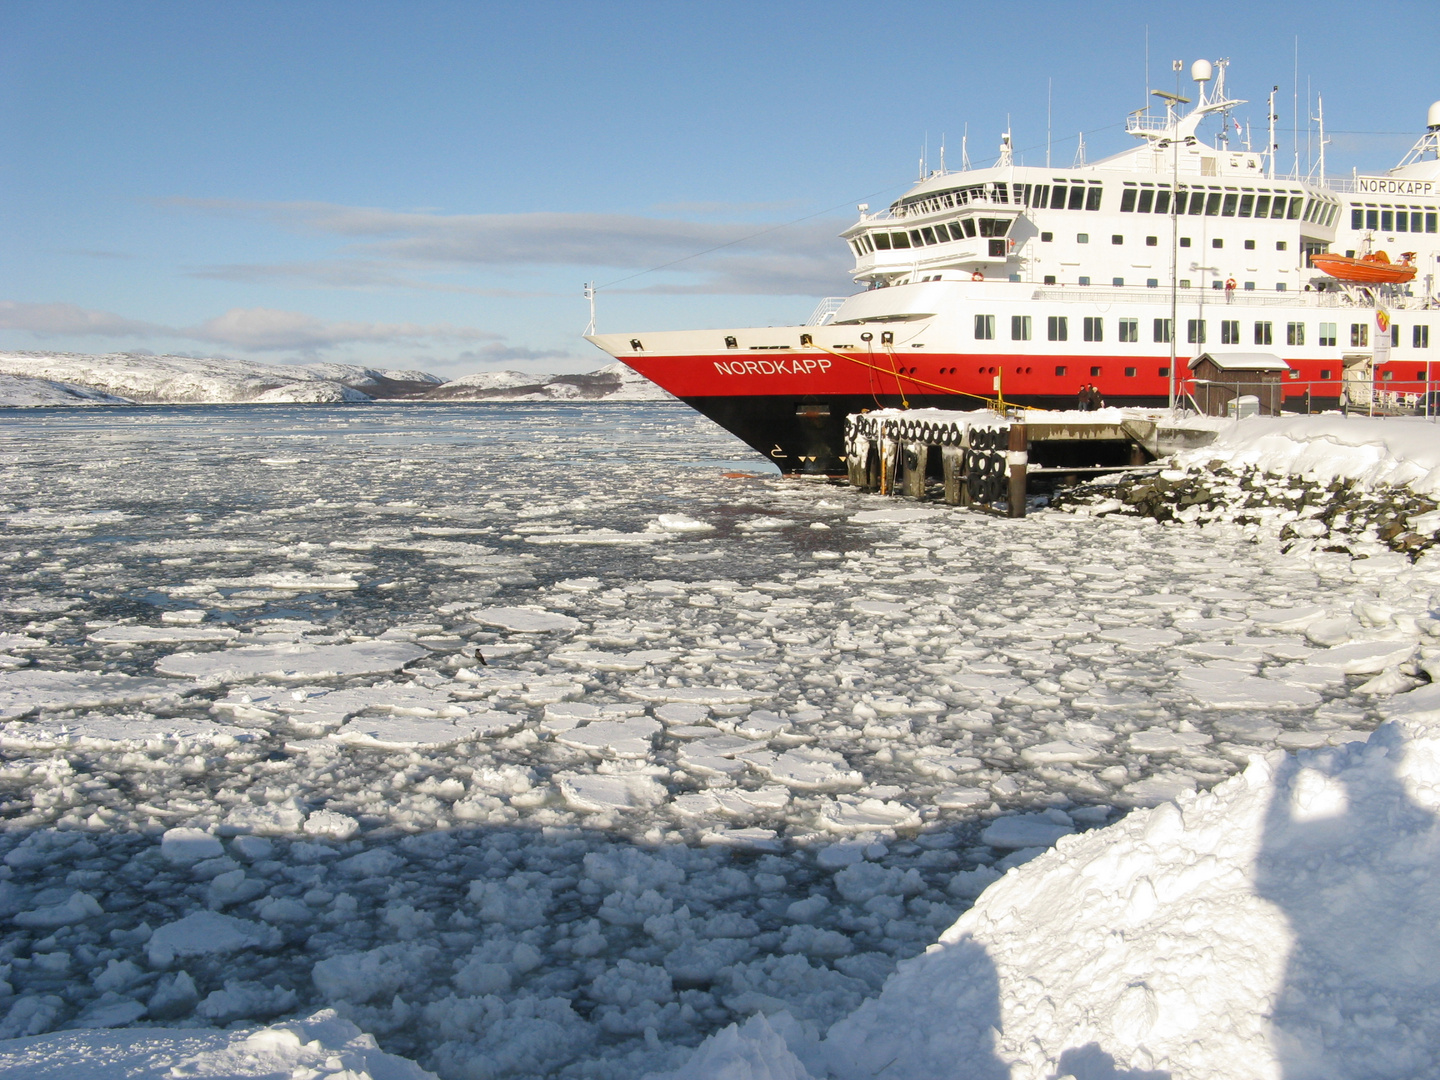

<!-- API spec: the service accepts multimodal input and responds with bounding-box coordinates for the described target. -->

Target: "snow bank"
[1175,414,1440,496]
[665,689,1440,1079]
[0,1008,435,1078]
[0,373,130,406]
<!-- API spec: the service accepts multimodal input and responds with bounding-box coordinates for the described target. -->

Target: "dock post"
[878,426,898,496]
[941,446,964,505]
[901,442,927,499]
[1006,423,1028,519]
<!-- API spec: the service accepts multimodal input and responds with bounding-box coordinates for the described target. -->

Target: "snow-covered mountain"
[0,352,671,406]
[0,352,441,406]
[424,362,673,402]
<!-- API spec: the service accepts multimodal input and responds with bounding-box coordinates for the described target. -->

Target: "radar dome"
[1428,100,1440,131]
[1191,59,1213,84]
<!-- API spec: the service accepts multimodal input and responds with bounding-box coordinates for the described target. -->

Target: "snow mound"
[672,700,1440,1080]
[252,382,372,404]
[0,373,130,406]
[1175,414,1440,497]
[0,1008,435,1078]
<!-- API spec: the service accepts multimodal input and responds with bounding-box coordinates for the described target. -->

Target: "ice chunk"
[161,827,224,865]
[0,670,196,719]
[980,814,1075,849]
[147,911,281,967]
[850,506,946,523]
[156,640,426,683]
[818,796,922,835]
[648,514,715,533]
[754,749,864,791]
[1178,668,1322,709]
[471,606,583,633]
[1020,741,1102,764]
[556,716,663,758]
[557,772,669,812]
[88,624,239,644]
[303,809,359,840]
[13,890,102,928]
[332,710,523,748]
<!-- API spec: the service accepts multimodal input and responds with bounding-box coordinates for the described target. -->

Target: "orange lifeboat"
[1310,250,1418,284]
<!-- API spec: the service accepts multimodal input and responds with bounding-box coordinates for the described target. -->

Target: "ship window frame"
[1068,185,1086,211]
[1173,190,1189,215]
[1083,316,1103,342]
[1189,192,1206,216]
[921,226,938,245]
[1428,213,1437,233]
[1118,318,1139,343]
[1047,315,1068,342]
[1255,194,1272,218]
[1220,319,1240,345]
[1287,322,1305,346]
[1319,322,1337,347]
[873,232,892,250]
[1011,315,1032,342]
[890,231,911,249]
[1285,197,1301,220]
[1351,322,1369,348]
[1187,318,1206,344]
[1120,188,1137,213]
[1415,325,1430,348]
[1221,192,1239,217]
[1137,189,1154,214]
[908,229,924,247]
[1050,185,1067,210]
[1153,318,1172,343]
[974,314,996,341]
[1205,192,1222,216]
[1254,321,1273,346]
[1381,210,1394,232]
[1086,185,1102,211]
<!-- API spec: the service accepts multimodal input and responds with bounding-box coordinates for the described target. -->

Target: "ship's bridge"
[842,184,1024,284]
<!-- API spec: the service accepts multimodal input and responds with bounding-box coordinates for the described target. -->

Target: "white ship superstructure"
[588,60,1440,473]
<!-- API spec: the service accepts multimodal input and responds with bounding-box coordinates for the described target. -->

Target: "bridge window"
[1137,189,1154,214]
[1255,195,1271,217]
[1120,188,1137,212]
[1154,190,1170,214]
[920,227,937,245]
[890,232,911,249]
[1381,210,1394,232]
[1069,186,1086,210]
[1238,193,1254,217]
[1050,186,1068,209]
[873,232,892,250]
[1205,192,1222,216]
[1086,186,1102,210]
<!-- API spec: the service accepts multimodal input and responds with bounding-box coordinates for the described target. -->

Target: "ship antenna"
[962,124,972,171]
[1072,132,1086,167]
[1267,84,1278,180]
[1312,94,1328,183]
[583,282,596,336]
[939,135,945,174]
[1046,78,1052,167]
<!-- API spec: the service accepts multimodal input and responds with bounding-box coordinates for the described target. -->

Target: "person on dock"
[1340,386,1350,416]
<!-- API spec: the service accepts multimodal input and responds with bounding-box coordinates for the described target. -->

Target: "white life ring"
[971,270,985,282]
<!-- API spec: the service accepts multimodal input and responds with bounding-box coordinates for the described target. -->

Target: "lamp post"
[1154,65,1190,413]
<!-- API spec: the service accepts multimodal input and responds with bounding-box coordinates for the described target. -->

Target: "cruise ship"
[586,61,1440,474]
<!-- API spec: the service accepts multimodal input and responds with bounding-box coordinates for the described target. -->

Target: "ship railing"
[1185,375,1440,420]
[1124,113,1174,135]
[1031,286,1432,310]
[804,297,849,326]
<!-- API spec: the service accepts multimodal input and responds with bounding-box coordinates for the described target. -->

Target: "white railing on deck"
[805,297,848,326]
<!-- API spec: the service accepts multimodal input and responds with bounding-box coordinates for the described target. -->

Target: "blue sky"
[2,1,1438,378]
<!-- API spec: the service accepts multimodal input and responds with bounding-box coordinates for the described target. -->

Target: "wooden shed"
[1187,352,1291,416]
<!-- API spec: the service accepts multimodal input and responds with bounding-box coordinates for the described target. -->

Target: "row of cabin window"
[898,182,1102,218]
[974,315,1432,349]
[1349,208,1439,233]
[1118,187,1337,227]
[854,218,1012,255]
[1045,233,1285,251]
[1038,275,1291,290]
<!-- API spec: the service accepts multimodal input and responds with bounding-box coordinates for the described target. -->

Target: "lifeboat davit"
[1311,250,1418,284]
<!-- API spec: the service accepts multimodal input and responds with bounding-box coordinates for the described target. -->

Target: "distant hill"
[423,363,672,402]
[0,352,671,406]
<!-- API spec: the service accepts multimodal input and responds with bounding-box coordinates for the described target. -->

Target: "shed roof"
[1188,352,1291,372]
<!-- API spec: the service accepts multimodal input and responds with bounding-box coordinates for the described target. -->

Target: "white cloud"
[0,301,161,337]
[165,198,853,296]
[0,300,505,355]
[187,308,500,352]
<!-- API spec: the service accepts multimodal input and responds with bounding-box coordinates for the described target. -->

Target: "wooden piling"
[901,442,927,499]
[1006,423,1028,519]
[941,446,965,505]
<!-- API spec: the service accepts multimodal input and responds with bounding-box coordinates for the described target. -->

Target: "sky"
[2,0,1439,379]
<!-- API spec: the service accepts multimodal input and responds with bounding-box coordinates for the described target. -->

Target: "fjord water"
[0,402,1408,1076]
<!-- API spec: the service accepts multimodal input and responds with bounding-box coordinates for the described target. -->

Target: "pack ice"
[0,405,1436,1079]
